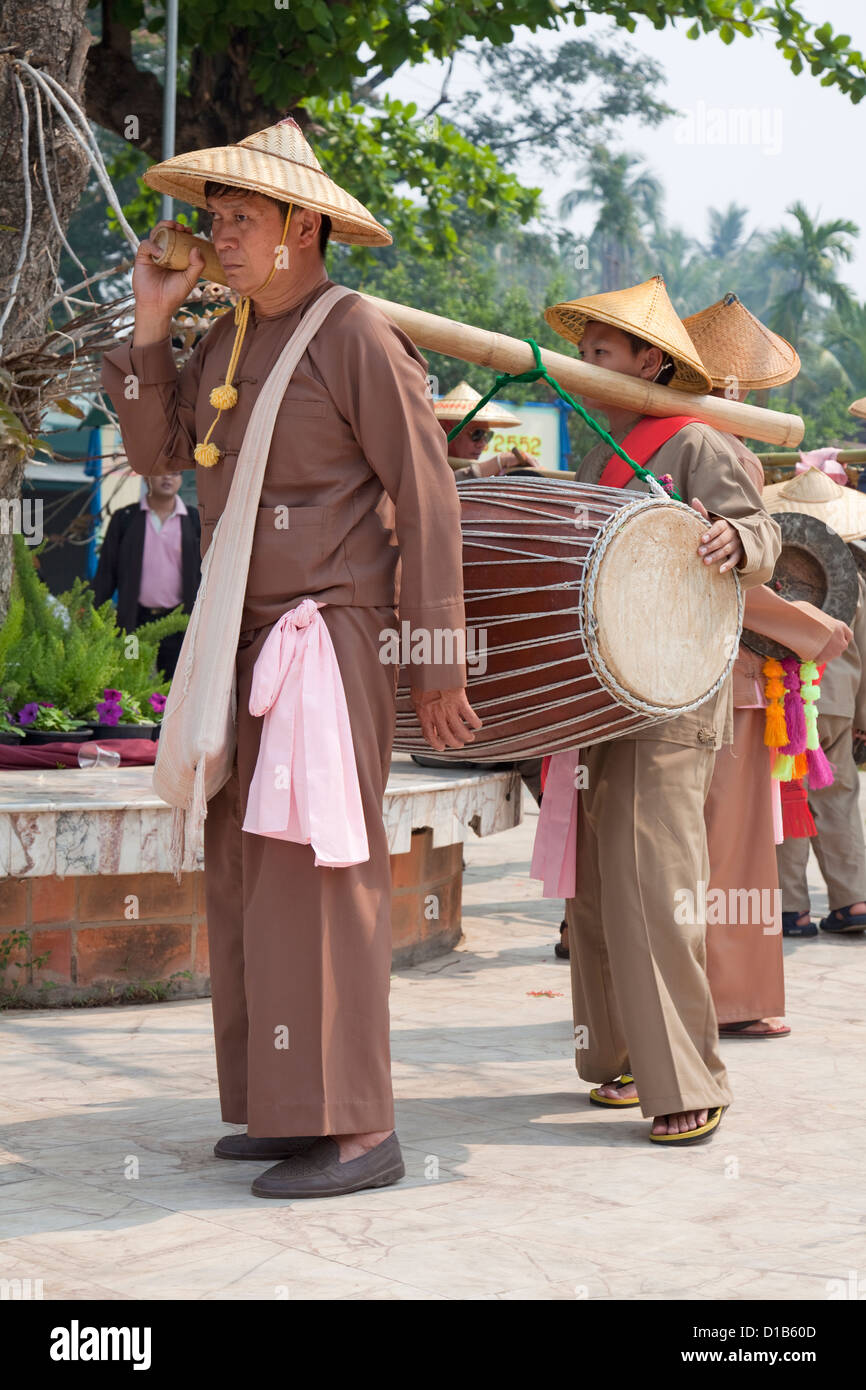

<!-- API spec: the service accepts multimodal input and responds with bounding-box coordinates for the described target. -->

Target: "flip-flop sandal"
[819,906,866,934]
[719,1019,791,1038]
[782,911,817,938]
[589,1073,641,1107]
[554,920,570,960]
[649,1105,726,1146]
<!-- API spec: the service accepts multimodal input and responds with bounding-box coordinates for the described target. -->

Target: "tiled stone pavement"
[1,791,864,1301]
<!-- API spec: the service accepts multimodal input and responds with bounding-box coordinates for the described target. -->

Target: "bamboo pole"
[152,229,804,446]
[361,294,803,447]
[757,448,866,465]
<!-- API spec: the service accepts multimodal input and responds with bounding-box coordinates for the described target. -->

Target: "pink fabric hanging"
[530,749,580,898]
[242,599,369,867]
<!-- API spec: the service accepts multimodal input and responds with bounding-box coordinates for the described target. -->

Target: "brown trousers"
[566,737,732,1119]
[203,604,399,1138]
[776,714,866,914]
[704,708,784,1025]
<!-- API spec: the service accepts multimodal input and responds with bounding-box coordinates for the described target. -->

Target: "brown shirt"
[818,575,866,726]
[101,278,466,689]
[578,416,782,747]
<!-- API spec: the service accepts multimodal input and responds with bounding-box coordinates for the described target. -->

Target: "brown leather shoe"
[251,1133,405,1199]
[214,1132,318,1161]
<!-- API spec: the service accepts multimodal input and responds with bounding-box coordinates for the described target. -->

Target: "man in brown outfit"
[102,118,479,1198]
[544,277,781,1144]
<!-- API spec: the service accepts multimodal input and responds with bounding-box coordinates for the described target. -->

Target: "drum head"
[742,511,860,660]
[587,503,741,712]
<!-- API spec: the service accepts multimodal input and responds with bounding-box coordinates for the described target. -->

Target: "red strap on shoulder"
[598,416,700,488]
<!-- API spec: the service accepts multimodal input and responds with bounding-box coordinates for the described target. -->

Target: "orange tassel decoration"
[762,658,788,748]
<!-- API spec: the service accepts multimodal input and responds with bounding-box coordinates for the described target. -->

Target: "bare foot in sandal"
[594,1078,638,1102]
[651,1109,709,1136]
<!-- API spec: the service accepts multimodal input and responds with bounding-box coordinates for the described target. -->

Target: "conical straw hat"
[763,465,866,542]
[544,275,711,393]
[143,117,391,247]
[683,293,800,390]
[433,380,521,429]
[849,397,866,419]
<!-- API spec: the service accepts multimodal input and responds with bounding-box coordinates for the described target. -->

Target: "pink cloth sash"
[242,599,369,867]
[530,749,580,898]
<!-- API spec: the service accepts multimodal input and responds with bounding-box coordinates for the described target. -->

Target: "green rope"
[446,337,681,502]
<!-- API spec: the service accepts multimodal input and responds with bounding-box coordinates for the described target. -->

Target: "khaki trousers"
[704,708,784,1025]
[566,737,732,1119]
[776,714,866,913]
[203,604,399,1138]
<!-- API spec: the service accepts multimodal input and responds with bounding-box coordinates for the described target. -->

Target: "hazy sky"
[384,0,866,297]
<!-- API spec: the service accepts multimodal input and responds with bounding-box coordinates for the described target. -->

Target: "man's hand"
[132,219,205,345]
[691,497,744,574]
[499,448,542,474]
[410,687,482,752]
[814,620,853,665]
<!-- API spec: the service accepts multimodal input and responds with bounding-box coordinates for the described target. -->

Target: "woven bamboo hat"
[544,275,711,393]
[683,293,800,390]
[143,117,391,247]
[433,380,521,429]
[763,466,866,542]
[849,397,866,419]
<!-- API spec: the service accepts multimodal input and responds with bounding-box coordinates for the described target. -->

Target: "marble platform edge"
[0,761,523,877]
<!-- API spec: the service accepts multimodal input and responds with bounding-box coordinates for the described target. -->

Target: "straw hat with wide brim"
[544,275,711,394]
[433,380,521,429]
[143,116,391,247]
[682,293,800,390]
[849,397,866,420]
[763,465,866,542]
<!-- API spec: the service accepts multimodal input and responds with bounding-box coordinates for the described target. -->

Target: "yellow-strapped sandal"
[648,1105,726,1146]
[589,1073,641,1108]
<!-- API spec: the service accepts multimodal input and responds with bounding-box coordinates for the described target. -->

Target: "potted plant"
[90,687,167,740]
[0,694,25,745]
[1,536,185,744]
[14,700,92,744]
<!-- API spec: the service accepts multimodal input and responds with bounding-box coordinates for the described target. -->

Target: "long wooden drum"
[393,478,743,760]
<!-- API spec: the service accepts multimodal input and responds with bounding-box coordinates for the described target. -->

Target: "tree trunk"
[0,0,91,624]
[85,2,307,154]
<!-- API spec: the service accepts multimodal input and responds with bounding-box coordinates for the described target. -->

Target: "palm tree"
[823,299,866,394]
[704,203,752,261]
[766,203,858,349]
[559,146,662,292]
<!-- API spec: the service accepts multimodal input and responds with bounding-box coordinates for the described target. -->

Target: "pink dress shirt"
[138,493,186,609]
[242,599,369,867]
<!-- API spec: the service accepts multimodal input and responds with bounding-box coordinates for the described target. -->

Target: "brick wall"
[0,828,463,1006]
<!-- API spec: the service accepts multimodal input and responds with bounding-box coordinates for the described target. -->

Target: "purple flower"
[96,701,121,726]
[17,702,40,726]
[148,692,167,713]
[102,688,123,702]
[40,701,54,708]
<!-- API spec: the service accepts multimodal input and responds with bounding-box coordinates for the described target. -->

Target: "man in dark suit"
[93,472,201,679]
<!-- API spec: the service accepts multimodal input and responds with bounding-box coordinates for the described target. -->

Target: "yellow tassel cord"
[762,658,788,749]
[193,204,294,468]
[772,753,794,781]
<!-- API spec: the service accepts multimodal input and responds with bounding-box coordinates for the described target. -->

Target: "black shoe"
[554,920,569,959]
[214,1132,318,1161]
[819,906,866,934]
[782,910,817,938]
[251,1133,405,1199]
